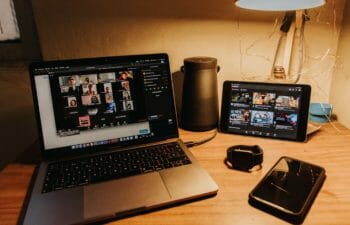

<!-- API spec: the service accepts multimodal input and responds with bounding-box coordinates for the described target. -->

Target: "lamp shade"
[235,0,325,11]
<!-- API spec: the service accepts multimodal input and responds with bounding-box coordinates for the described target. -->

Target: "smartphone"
[248,156,326,224]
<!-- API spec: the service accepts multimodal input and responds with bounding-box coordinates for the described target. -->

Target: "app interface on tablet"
[227,83,304,140]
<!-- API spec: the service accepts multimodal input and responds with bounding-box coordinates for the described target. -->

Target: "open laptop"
[22,53,218,225]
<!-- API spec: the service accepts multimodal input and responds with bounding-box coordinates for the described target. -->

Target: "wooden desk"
[1,122,350,225]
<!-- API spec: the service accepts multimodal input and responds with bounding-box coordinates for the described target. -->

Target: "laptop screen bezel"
[29,53,179,160]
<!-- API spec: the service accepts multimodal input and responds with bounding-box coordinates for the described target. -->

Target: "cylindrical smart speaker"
[181,57,220,131]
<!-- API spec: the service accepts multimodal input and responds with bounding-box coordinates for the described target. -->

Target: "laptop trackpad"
[84,172,171,219]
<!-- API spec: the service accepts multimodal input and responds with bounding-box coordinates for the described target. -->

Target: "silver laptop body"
[22,53,218,225]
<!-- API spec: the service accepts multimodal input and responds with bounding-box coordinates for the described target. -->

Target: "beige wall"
[330,0,350,128]
[31,0,345,107]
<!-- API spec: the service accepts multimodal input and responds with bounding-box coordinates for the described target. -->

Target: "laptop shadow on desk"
[15,139,42,164]
[0,106,39,170]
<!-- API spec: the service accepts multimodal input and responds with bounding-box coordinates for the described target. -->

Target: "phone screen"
[250,157,324,213]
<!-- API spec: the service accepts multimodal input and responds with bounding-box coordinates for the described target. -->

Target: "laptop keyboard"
[42,142,191,193]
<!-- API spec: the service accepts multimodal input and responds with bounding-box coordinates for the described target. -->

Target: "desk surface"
[1,122,350,225]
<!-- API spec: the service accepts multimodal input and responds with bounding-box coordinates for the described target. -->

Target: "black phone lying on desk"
[249,156,326,224]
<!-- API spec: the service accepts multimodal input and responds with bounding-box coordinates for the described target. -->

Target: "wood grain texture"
[0,122,349,225]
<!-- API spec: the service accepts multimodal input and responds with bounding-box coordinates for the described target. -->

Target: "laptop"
[22,53,218,225]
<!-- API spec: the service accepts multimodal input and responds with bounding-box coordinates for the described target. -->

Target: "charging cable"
[184,130,217,148]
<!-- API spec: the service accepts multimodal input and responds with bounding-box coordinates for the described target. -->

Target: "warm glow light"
[235,0,325,11]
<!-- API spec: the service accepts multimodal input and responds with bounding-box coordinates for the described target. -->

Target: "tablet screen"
[220,81,311,141]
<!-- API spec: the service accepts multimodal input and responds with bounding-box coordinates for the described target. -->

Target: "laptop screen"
[30,54,178,153]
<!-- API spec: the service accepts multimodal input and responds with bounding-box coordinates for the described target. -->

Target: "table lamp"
[235,0,325,11]
[235,0,326,82]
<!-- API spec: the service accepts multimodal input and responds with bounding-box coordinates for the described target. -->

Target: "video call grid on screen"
[35,71,150,151]
[52,71,137,136]
[227,83,302,139]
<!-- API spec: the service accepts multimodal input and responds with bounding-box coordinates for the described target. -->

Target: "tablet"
[220,81,311,142]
